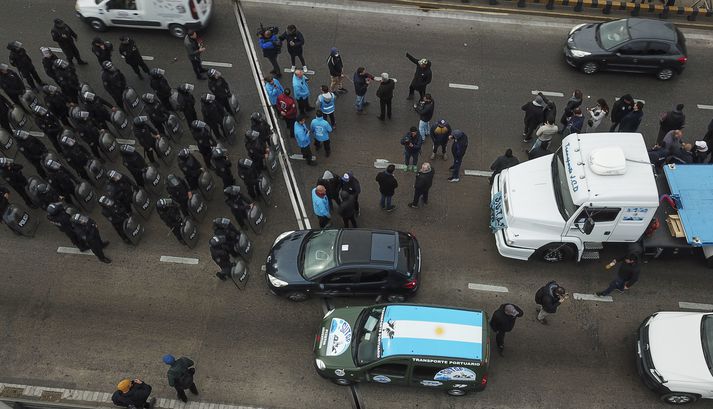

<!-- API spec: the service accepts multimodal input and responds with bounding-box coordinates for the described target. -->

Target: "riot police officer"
[15,129,49,177]
[72,110,103,159]
[40,47,59,83]
[132,116,160,165]
[80,91,114,129]
[149,68,172,110]
[223,185,252,229]
[42,84,70,126]
[0,93,12,132]
[166,173,192,215]
[178,148,203,190]
[0,157,36,207]
[98,195,132,244]
[250,112,273,147]
[101,61,127,107]
[36,182,61,209]
[143,93,170,131]
[45,158,78,205]
[176,83,197,125]
[207,69,233,115]
[7,41,45,89]
[189,120,216,168]
[209,235,233,281]
[244,129,267,172]
[50,18,87,66]
[91,37,113,65]
[212,217,242,246]
[58,132,91,180]
[210,146,235,188]
[104,170,135,210]
[52,59,79,103]
[156,198,186,245]
[200,93,225,140]
[118,36,150,79]
[70,213,111,263]
[33,104,64,152]
[237,158,260,200]
[0,63,26,105]
[47,202,86,249]
[119,144,147,187]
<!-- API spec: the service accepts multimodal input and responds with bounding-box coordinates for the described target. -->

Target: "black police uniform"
[237,160,260,199]
[208,76,233,115]
[121,149,147,187]
[190,126,216,167]
[35,110,64,152]
[16,134,49,177]
[244,136,267,172]
[178,153,203,190]
[146,101,170,130]
[213,218,241,247]
[42,53,59,82]
[51,21,87,65]
[43,89,71,126]
[166,176,191,215]
[84,96,113,128]
[36,184,61,209]
[47,166,78,205]
[47,203,87,249]
[0,94,12,131]
[200,99,226,139]
[119,38,150,78]
[150,75,172,110]
[224,189,251,229]
[54,65,80,103]
[71,216,111,263]
[60,142,92,180]
[102,67,127,107]
[91,39,113,64]
[9,46,45,89]
[211,153,235,188]
[0,68,26,105]
[0,162,35,207]
[210,242,233,281]
[176,90,197,125]
[75,119,103,159]
[100,200,132,244]
[132,121,159,164]
[157,200,186,244]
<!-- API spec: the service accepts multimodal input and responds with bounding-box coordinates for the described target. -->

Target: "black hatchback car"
[564,18,687,80]
[265,229,421,302]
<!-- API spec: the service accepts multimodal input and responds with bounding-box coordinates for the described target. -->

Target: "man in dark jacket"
[317,170,342,209]
[414,94,434,142]
[53,59,80,103]
[401,126,422,172]
[0,64,26,105]
[408,162,434,208]
[112,378,155,409]
[149,68,172,110]
[47,202,86,249]
[489,149,519,185]
[560,89,582,128]
[376,72,395,120]
[596,254,641,297]
[429,119,451,159]
[101,61,127,107]
[609,94,634,131]
[98,195,133,244]
[353,67,374,114]
[0,158,35,207]
[163,354,199,403]
[40,47,59,83]
[618,101,644,132]
[71,213,111,264]
[42,84,70,126]
[327,48,346,94]
[340,171,361,216]
[405,52,432,100]
[119,36,151,79]
[489,303,524,357]
[184,30,207,80]
[50,19,87,65]
[258,28,282,78]
[535,281,567,324]
[207,69,234,115]
[7,41,45,89]
[280,25,307,71]
[337,190,357,228]
[521,94,546,141]
[176,83,197,125]
[657,104,685,145]
[91,37,113,64]
[449,130,468,182]
[375,164,398,211]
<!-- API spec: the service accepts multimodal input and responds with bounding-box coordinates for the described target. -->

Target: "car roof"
[626,18,676,42]
[338,229,397,266]
[378,305,485,361]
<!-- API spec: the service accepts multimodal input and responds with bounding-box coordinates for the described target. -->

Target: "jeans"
[529,138,550,153]
[380,194,393,209]
[355,95,366,112]
[412,188,429,205]
[418,120,430,142]
[451,156,463,179]
[297,98,311,115]
[600,277,626,296]
[404,151,419,166]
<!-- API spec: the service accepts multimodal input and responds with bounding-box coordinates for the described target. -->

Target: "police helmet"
[191,120,207,130]
[52,59,69,69]
[250,112,264,122]
[178,83,195,94]
[208,69,220,78]
[156,198,175,209]
[70,213,89,225]
[82,92,96,102]
[72,110,90,120]
[120,144,135,154]
[101,61,114,71]
[37,183,51,194]
[42,84,59,95]
[209,235,226,247]
[0,63,9,71]
[212,217,231,230]
[45,159,61,171]
[141,93,156,104]
[46,202,63,216]
[0,157,14,166]
[166,174,180,187]
[98,195,115,207]
[14,130,30,140]
[238,158,253,167]
[32,105,48,116]
[245,130,259,141]
[223,185,241,196]
[133,115,149,126]
[211,147,227,158]
[7,41,23,51]
[149,68,165,77]
[60,135,76,147]
[201,93,215,103]
[108,170,123,182]
[178,148,191,159]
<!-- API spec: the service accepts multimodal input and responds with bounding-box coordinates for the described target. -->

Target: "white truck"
[490,132,713,265]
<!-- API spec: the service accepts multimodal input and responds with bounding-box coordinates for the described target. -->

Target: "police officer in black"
[223,185,252,229]
[0,63,26,105]
[207,69,234,115]
[71,213,111,263]
[40,47,59,83]
[176,83,197,125]
[45,159,78,205]
[200,93,226,140]
[166,174,192,215]
[244,130,267,172]
[51,19,87,66]
[104,170,135,211]
[237,158,260,200]
[189,120,217,168]
[143,93,170,132]
[101,61,127,107]
[132,116,160,165]
[213,217,242,246]
[58,133,91,180]
[149,68,173,110]
[120,144,147,187]
[53,59,80,103]
[210,147,235,189]
[0,158,36,208]
[14,130,49,177]
[36,182,61,210]
[47,202,86,249]
[209,235,234,281]
[156,198,186,245]
[0,93,12,132]
[42,85,71,126]
[250,112,273,147]
[33,104,64,152]
[91,37,113,65]
[119,36,150,79]
[98,195,132,244]
[81,91,114,129]
[178,148,203,190]
[7,41,45,89]
[73,110,103,160]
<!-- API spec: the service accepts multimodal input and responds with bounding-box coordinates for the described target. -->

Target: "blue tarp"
[663,164,713,246]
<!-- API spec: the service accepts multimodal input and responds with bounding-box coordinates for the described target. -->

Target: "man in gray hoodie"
[521,93,545,142]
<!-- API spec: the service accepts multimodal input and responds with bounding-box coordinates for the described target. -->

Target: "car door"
[352,269,390,296]
[366,361,410,386]
[101,0,155,28]
[566,206,622,243]
[642,41,674,73]
[318,271,359,296]
[610,41,648,72]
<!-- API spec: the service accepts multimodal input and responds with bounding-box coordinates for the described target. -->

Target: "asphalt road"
[2,0,713,408]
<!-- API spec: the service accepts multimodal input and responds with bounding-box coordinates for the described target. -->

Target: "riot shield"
[122,215,145,245]
[25,175,46,208]
[9,106,29,130]
[99,129,119,161]
[164,114,182,141]
[110,109,131,138]
[155,136,174,166]
[247,202,265,235]
[235,231,253,261]
[180,218,199,248]
[198,170,215,200]
[21,90,40,113]
[229,260,249,289]
[2,204,39,237]
[221,115,236,146]
[84,159,106,187]
[0,129,17,158]
[132,187,154,219]
[122,87,144,116]
[187,190,207,222]
[73,181,97,213]
[266,147,278,177]
[229,94,240,115]
[258,173,273,205]
[142,164,162,195]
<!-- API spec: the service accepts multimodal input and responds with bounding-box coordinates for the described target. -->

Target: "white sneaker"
[290,66,296,72]
[302,66,308,72]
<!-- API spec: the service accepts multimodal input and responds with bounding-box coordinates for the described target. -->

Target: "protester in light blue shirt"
[292,69,313,114]
[294,114,316,166]
[310,111,333,157]
[312,185,330,228]
[263,75,283,106]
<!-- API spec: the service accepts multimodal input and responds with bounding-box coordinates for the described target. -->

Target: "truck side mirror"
[583,217,595,235]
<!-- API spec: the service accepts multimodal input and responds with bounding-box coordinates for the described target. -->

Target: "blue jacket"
[451,130,469,159]
[310,117,333,142]
[292,74,310,100]
[294,121,311,148]
[259,35,281,58]
[401,132,423,153]
[317,92,336,114]
[312,188,330,217]
[264,79,284,106]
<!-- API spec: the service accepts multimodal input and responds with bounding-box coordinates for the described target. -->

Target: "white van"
[75,0,212,38]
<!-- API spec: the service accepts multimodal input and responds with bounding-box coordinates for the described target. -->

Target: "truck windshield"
[551,148,577,221]
[353,306,386,366]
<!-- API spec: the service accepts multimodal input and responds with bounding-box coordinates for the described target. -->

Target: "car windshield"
[353,306,386,366]
[551,148,578,221]
[598,20,631,50]
[701,315,713,373]
[301,230,339,279]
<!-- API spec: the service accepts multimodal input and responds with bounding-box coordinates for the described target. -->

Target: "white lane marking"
[697,104,713,110]
[615,97,646,104]
[283,68,316,75]
[468,283,509,293]
[116,138,135,145]
[464,170,490,177]
[203,61,233,68]
[532,90,564,97]
[449,83,479,90]
[160,256,199,265]
[28,131,44,137]
[574,293,613,302]
[289,154,317,161]
[49,47,63,53]
[119,55,154,61]
[57,247,93,256]
[373,160,407,170]
[679,301,713,310]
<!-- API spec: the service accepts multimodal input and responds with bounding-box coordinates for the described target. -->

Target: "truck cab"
[490,133,658,262]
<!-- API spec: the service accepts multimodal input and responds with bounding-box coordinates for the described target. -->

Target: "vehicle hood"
[315,306,364,368]
[266,230,311,284]
[648,312,713,383]
[75,0,99,11]
[568,23,606,52]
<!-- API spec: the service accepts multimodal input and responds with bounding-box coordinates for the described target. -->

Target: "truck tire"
[538,243,575,262]
[87,18,108,32]
[168,24,186,38]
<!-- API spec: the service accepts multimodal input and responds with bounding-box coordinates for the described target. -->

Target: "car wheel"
[286,291,309,302]
[539,243,575,262]
[332,378,354,386]
[446,388,468,397]
[168,24,187,39]
[87,18,108,32]
[656,67,675,81]
[660,392,698,405]
[386,294,406,303]
[581,62,599,75]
